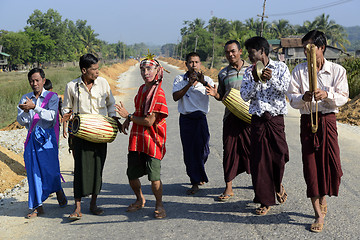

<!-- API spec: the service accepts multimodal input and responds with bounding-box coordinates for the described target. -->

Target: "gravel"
[0,127,69,201]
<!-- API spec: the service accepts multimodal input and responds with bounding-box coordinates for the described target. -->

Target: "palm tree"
[271,19,295,38]
[78,26,100,54]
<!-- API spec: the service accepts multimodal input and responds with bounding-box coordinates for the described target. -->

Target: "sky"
[0,0,359,45]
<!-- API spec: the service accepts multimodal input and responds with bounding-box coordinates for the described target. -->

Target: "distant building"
[279,38,349,64]
[0,45,10,70]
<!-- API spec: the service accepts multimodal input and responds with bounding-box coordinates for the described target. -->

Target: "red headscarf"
[140,59,164,116]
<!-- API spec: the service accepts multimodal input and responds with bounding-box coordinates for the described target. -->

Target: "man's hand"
[206,84,219,99]
[302,91,313,102]
[61,110,73,123]
[314,89,328,101]
[115,101,129,118]
[197,71,208,87]
[18,97,35,112]
[112,116,123,133]
[261,68,272,81]
[187,70,198,85]
[121,119,130,135]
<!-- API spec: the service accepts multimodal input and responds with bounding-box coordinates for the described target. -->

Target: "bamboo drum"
[222,88,251,124]
[72,114,118,143]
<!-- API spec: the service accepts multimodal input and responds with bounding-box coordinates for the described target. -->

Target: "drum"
[222,88,251,124]
[72,114,118,143]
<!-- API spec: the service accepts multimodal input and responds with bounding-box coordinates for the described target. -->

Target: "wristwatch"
[127,113,133,122]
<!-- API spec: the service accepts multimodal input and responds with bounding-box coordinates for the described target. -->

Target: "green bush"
[341,57,360,99]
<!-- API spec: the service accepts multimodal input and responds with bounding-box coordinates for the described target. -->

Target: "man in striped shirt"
[206,40,251,202]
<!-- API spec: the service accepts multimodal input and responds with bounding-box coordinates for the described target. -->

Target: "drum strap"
[76,82,80,114]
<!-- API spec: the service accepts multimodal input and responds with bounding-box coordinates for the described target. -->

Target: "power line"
[267,0,353,17]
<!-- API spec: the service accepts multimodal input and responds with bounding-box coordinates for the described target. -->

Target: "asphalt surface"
[1,61,360,240]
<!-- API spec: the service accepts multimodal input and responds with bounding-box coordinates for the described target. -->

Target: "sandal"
[126,203,145,212]
[90,206,104,215]
[57,189,68,208]
[154,207,166,219]
[25,208,43,219]
[216,193,234,202]
[68,211,82,221]
[255,205,271,215]
[276,185,287,204]
[310,222,324,233]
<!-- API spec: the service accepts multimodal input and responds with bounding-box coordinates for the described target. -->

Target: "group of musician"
[17,29,348,233]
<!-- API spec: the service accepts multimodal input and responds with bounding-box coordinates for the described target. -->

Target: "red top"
[128,84,168,160]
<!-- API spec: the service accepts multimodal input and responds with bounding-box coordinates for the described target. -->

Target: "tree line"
[0,9,355,70]
[0,9,151,68]
[160,14,352,69]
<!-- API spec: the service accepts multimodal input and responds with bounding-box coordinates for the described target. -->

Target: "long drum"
[222,88,251,124]
[72,114,118,143]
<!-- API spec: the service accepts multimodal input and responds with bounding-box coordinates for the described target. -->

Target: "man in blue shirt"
[17,68,67,219]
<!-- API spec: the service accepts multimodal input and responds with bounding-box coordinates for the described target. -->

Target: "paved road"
[1,62,360,239]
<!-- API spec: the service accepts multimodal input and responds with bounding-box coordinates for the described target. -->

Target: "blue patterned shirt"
[240,59,290,117]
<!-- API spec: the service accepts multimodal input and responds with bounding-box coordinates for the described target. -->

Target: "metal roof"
[0,52,10,57]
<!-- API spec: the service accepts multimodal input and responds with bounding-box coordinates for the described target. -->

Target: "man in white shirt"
[287,30,349,233]
[62,53,116,220]
[172,52,215,195]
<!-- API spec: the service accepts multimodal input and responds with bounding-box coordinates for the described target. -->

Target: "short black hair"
[302,30,327,53]
[225,40,241,50]
[244,36,270,56]
[185,52,201,62]
[79,53,98,70]
[44,79,53,90]
[28,68,45,80]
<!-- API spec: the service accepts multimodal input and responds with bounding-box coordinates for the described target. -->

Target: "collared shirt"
[218,61,249,121]
[287,59,349,114]
[62,76,116,117]
[129,84,168,160]
[172,74,215,115]
[240,58,290,117]
[17,89,59,130]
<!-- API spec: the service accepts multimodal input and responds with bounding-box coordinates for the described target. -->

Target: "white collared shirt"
[287,59,349,114]
[62,76,116,117]
[172,74,215,115]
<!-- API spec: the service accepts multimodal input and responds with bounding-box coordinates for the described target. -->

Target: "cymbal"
[255,61,265,82]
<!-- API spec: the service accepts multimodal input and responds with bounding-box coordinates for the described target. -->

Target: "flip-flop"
[276,185,287,204]
[154,207,166,219]
[90,207,104,215]
[310,222,324,233]
[255,205,271,215]
[186,186,199,195]
[26,208,43,219]
[68,211,82,221]
[126,203,145,212]
[57,189,68,208]
[216,193,234,202]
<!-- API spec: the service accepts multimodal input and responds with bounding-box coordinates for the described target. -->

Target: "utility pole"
[210,11,216,69]
[257,0,268,37]
[210,23,216,69]
[180,36,184,60]
[194,35,198,52]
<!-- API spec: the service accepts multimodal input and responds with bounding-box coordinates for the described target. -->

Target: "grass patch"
[0,67,80,129]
